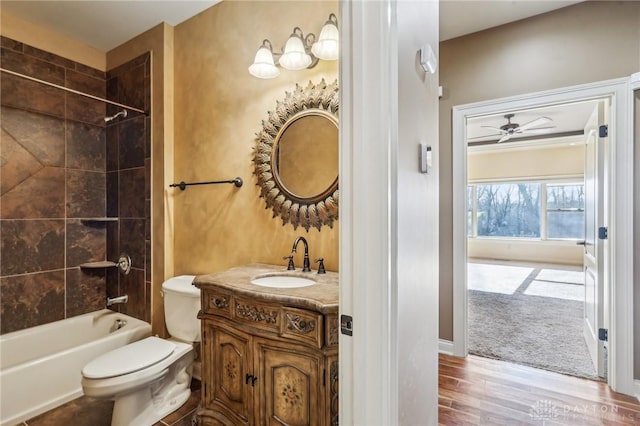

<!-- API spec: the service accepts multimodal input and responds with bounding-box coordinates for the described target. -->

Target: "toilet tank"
[162,275,201,342]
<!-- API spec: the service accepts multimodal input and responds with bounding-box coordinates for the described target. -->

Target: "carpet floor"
[467,261,600,380]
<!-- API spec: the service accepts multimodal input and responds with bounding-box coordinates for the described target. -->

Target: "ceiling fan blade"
[519,126,556,135]
[517,116,552,131]
[467,133,504,140]
[497,134,511,143]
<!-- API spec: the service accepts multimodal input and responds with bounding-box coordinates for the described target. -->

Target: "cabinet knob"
[246,373,252,384]
[251,376,258,386]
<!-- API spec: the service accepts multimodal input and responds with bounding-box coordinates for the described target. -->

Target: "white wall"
[340,1,439,424]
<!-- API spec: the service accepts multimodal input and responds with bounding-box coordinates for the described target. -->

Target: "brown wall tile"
[119,167,145,218]
[1,107,65,167]
[66,170,105,218]
[66,93,105,127]
[0,74,65,118]
[66,220,107,267]
[0,167,65,219]
[119,219,145,269]
[0,270,65,333]
[67,121,106,171]
[118,117,145,169]
[106,124,118,171]
[0,128,43,196]
[0,220,65,275]
[0,47,65,84]
[117,268,145,320]
[0,38,115,335]
[66,268,106,316]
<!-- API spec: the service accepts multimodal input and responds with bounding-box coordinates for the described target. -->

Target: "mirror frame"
[253,79,339,231]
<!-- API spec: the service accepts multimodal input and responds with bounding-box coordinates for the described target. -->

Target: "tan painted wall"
[107,23,174,335]
[0,10,105,70]
[468,144,584,182]
[172,1,339,276]
[439,1,640,341]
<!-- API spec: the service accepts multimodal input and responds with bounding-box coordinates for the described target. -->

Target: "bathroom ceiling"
[0,0,582,52]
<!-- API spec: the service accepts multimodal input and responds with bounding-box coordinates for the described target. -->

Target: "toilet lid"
[82,337,176,379]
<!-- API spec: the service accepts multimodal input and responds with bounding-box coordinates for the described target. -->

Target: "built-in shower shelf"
[80,218,119,223]
[80,261,117,268]
[79,254,131,275]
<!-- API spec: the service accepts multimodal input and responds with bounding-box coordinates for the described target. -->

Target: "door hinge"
[598,226,608,240]
[598,328,608,342]
[599,125,608,137]
[340,315,353,336]
[323,368,326,387]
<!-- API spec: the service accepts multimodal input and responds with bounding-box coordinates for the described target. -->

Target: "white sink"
[251,275,316,288]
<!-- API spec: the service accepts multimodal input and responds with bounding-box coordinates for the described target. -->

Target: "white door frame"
[452,78,635,396]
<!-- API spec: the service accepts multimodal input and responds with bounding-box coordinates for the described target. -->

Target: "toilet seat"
[82,337,175,379]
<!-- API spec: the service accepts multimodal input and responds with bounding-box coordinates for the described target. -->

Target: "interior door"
[582,102,605,377]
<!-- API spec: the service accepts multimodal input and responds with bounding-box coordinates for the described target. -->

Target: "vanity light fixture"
[248,13,339,79]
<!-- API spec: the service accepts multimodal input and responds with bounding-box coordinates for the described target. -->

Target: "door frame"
[452,78,634,395]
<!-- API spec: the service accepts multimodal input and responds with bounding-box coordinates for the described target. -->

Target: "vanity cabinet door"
[255,338,324,426]
[203,321,253,425]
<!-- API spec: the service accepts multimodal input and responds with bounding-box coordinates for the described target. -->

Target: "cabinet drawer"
[204,290,232,318]
[233,297,280,331]
[281,307,323,348]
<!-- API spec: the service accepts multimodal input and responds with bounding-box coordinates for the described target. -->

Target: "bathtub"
[0,309,151,426]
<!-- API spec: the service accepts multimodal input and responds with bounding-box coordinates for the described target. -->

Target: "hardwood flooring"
[21,355,640,425]
[439,353,640,425]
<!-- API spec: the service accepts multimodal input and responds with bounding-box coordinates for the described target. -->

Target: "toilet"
[81,275,200,426]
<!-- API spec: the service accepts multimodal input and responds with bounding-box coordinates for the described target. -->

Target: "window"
[467,180,584,240]
[546,184,585,239]
[476,183,540,238]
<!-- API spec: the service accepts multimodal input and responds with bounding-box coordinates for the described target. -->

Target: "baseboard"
[439,339,454,355]
[634,379,640,402]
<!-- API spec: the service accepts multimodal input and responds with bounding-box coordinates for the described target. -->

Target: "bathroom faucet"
[106,294,128,307]
[290,236,311,272]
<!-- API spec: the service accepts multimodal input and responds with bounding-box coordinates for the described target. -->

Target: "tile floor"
[20,380,200,426]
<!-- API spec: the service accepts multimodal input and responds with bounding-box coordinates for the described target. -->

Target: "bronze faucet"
[290,236,311,272]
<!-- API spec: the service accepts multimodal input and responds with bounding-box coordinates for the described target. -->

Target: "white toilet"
[81,275,200,426]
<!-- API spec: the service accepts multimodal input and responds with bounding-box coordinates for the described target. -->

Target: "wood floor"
[439,353,640,425]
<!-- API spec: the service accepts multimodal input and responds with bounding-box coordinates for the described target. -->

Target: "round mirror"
[273,110,338,201]
[253,79,339,231]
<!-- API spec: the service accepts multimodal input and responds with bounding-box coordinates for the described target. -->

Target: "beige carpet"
[467,260,600,380]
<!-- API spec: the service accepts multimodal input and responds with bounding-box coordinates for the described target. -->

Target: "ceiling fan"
[472,113,556,143]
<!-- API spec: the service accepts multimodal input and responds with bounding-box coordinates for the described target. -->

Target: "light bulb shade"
[279,33,312,70]
[311,21,339,60]
[248,44,280,79]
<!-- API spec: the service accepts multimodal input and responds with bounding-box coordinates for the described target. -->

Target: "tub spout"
[106,294,128,307]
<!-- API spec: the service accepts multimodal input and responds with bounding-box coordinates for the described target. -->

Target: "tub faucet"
[106,294,128,307]
[290,236,311,272]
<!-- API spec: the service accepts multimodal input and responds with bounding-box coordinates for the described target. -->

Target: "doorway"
[451,78,635,395]
[464,100,604,379]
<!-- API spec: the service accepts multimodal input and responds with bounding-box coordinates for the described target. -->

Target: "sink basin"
[251,275,316,288]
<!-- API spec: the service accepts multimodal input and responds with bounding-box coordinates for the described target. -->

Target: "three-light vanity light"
[248,13,339,79]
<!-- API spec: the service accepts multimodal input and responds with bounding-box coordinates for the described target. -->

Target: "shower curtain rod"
[0,67,147,115]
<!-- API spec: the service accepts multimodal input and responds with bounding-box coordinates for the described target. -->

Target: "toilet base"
[81,338,195,426]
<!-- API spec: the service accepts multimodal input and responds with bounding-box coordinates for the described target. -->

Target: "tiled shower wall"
[0,37,150,334]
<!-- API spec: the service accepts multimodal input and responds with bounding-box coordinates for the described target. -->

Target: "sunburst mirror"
[253,79,339,231]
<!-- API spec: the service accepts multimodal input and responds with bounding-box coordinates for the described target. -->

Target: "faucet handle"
[283,255,295,270]
[314,258,326,274]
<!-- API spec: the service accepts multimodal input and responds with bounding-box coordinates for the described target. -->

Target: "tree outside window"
[468,181,584,240]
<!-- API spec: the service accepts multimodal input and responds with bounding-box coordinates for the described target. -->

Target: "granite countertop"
[193,263,339,314]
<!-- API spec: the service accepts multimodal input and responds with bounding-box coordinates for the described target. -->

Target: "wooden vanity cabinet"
[197,287,339,426]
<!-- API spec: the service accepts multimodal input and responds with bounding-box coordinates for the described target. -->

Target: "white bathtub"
[0,309,151,426]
